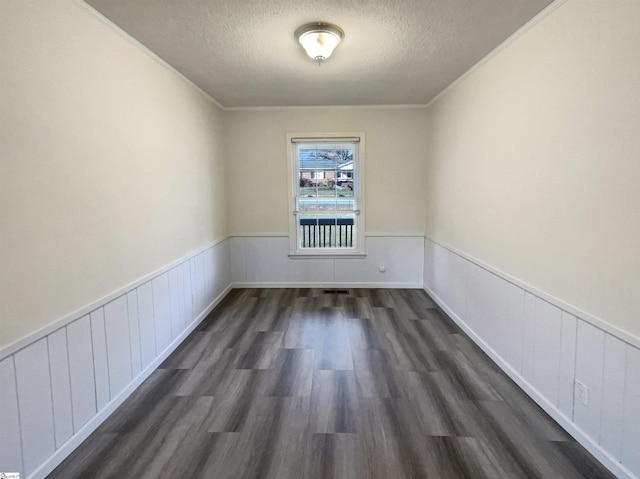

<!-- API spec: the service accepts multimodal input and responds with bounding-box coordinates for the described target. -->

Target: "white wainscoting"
[423,237,640,479]
[0,238,231,479]
[4,232,637,478]
[230,234,425,288]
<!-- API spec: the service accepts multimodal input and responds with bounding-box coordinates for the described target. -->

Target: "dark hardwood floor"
[48,288,614,479]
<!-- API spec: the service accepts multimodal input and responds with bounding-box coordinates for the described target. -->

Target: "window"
[287,133,365,257]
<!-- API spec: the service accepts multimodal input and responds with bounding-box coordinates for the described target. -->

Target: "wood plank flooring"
[47,288,614,479]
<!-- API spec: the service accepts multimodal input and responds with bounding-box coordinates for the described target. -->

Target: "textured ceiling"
[83,0,553,108]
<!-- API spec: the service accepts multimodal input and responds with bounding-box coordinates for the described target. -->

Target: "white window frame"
[287,132,366,258]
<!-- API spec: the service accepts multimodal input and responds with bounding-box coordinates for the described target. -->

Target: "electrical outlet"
[379,263,386,273]
[575,380,589,406]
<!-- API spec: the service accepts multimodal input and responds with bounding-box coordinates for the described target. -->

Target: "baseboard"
[231,282,424,289]
[424,282,637,479]
[29,284,232,479]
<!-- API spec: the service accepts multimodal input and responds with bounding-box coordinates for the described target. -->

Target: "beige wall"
[425,1,640,336]
[4,0,637,349]
[0,0,227,348]
[223,107,428,234]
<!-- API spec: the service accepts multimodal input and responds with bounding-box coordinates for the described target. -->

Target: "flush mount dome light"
[295,22,344,65]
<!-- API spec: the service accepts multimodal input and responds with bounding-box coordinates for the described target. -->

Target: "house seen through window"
[289,135,364,256]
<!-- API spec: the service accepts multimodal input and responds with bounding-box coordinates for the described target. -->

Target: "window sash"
[287,133,365,257]
[293,140,359,215]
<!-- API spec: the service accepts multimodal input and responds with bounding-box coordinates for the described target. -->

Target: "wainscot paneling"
[4,233,636,478]
[126,290,143,376]
[66,315,97,432]
[104,296,133,400]
[14,339,56,477]
[521,292,536,381]
[531,298,562,407]
[424,236,640,479]
[47,329,74,448]
[168,266,183,340]
[503,282,526,375]
[152,273,172,353]
[230,234,424,288]
[137,281,157,370]
[622,345,640,475]
[558,311,577,419]
[0,356,23,474]
[0,238,231,479]
[575,321,606,443]
[601,334,627,459]
[90,308,110,411]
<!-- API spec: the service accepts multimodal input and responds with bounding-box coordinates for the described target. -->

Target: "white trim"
[225,104,430,112]
[425,0,568,109]
[232,282,423,289]
[286,133,366,257]
[424,236,640,349]
[230,232,289,237]
[74,1,224,110]
[365,232,424,238]
[27,284,232,479]
[0,237,230,361]
[291,137,361,143]
[288,253,366,260]
[230,232,424,239]
[423,282,638,479]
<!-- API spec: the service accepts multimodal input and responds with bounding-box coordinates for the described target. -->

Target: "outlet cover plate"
[575,380,589,406]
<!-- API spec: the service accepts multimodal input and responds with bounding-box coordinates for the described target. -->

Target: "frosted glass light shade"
[295,23,344,64]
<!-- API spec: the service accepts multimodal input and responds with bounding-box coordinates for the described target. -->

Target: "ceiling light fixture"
[295,22,344,66]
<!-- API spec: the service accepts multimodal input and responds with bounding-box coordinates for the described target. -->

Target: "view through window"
[290,137,363,254]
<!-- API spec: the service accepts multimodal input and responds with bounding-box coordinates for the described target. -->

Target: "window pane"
[298,148,353,195]
[299,168,316,197]
[300,197,355,212]
[336,198,354,211]
[336,182,353,197]
[335,149,354,198]
[298,196,318,211]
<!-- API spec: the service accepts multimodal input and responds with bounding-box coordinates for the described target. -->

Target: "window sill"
[288,252,366,259]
